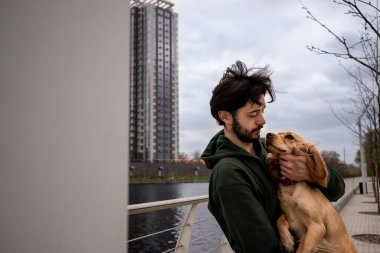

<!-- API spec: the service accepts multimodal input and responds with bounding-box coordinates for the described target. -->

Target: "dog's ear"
[306,145,328,188]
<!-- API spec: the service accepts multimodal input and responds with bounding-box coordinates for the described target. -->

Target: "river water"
[128,178,361,252]
[128,182,222,253]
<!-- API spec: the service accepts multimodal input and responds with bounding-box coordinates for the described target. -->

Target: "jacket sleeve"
[211,166,288,253]
[318,168,345,201]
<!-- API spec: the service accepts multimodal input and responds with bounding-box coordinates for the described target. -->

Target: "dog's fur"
[266,131,356,253]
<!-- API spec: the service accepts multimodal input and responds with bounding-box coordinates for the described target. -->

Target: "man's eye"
[284,134,294,140]
[250,110,264,118]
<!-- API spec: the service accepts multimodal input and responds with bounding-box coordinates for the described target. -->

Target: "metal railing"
[127,178,361,253]
[128,195,233,253]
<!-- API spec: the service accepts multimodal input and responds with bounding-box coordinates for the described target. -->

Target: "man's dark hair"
[210,60,276,125]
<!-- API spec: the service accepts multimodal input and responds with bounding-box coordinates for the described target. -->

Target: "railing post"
[175,203,198,253]
[220,235,234,253]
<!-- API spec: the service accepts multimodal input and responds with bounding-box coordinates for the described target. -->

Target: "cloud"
[176,0,360,163]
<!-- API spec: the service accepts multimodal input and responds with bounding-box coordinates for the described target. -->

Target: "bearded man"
[201,61,345,253]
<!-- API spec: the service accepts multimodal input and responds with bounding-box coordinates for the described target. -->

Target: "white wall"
[0,1,129,252]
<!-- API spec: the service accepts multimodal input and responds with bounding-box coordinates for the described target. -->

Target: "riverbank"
[129,176,210,184]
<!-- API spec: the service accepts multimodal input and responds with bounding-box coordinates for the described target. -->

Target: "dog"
[265,131,356,253]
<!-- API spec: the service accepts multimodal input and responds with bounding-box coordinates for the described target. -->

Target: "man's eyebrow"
[248,105,266,114]
[250,104,266,112]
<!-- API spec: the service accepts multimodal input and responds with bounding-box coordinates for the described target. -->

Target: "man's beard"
[232,116,263,143]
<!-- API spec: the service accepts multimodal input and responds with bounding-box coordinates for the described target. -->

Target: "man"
[201,61,345,252]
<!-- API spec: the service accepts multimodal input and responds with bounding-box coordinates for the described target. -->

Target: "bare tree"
[192,150,201,160]
[302,0,380,210]
[304,1,380,74]
[178,152,189,160]
[321,150,341,169]
[303,0,380,132]
[322,150,361,177]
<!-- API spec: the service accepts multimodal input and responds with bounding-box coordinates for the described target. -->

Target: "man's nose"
[257,113,266,125]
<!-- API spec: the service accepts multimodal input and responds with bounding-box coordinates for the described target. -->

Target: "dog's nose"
[266,133,274,139]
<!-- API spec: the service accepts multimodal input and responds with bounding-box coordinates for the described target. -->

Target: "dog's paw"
[280,231,295,252]
[282,239,295,252]
[277,215,295,251]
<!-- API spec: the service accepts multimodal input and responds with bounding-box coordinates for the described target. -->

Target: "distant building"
[130,0,179,162]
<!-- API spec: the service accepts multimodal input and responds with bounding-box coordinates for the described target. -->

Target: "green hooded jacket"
[201,130,345,253]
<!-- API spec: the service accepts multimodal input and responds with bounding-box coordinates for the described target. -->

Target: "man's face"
[232,95,266,143]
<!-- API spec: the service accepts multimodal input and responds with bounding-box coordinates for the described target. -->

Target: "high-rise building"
[130,0,179,162]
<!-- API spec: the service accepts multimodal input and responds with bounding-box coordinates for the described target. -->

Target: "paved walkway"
[339,180,380,253]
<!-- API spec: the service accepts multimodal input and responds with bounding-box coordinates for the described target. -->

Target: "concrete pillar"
[0,1,130,253]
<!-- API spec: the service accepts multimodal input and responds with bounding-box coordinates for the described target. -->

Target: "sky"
[174,0,363,164]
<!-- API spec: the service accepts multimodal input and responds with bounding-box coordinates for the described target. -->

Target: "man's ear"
[218,111,232,125]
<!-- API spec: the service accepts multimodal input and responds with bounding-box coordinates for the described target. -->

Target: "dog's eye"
[284,134,294,140]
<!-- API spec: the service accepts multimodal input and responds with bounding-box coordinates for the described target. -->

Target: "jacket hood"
[201,130,268,169]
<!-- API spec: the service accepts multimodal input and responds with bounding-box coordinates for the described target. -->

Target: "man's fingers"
[292,146,307,157]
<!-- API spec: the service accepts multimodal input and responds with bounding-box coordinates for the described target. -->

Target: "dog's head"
[265,131,328,188]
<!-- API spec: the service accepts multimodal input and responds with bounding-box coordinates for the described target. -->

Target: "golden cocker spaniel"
[266,131,356,253]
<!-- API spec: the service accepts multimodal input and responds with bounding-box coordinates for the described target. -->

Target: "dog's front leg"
[277,214,295,252]
[296,222,325,253]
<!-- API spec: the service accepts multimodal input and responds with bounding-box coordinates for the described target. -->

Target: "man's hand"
[279,147,310,182]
